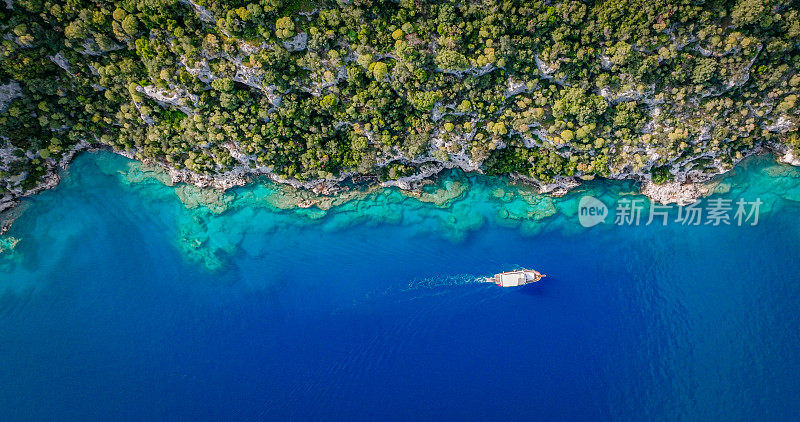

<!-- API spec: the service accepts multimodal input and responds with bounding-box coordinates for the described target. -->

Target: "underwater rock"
[0,236,19,254]
[122,161,173,186]
[167,167,250,191]
[410,180,468,207]
[640,180,714,205]
[174,185,232,214]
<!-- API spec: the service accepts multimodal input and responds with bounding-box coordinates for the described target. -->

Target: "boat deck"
[486,269,545,287]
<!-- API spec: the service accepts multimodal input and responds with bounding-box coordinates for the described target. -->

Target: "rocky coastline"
[2,141,797,219]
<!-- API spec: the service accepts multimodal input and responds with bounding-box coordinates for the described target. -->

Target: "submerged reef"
[42,152,790,271]
[1,152,800,272]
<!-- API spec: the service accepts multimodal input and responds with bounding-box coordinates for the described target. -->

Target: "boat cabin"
[490,270,544,287]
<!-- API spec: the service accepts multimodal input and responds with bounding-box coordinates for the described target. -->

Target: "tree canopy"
[0,0,797,200]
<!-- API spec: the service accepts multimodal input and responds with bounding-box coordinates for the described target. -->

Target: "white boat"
[485,269,545,287]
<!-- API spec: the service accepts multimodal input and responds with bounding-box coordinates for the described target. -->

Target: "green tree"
[276,16,295,39]
[692,58,717,84]
[434,49,469,70]
[372,61,388,80]
[211,77,234,92]
[731,0,768,27]
[121,15,138,36]
[321,94,337,108]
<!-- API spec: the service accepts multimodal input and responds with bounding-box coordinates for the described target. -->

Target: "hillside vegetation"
[0,0,798,205]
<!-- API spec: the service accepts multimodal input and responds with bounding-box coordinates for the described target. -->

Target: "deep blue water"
[1,152,800,420]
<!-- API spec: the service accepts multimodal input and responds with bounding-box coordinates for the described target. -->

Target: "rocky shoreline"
[2,141,797,221]
[0,141,89,215]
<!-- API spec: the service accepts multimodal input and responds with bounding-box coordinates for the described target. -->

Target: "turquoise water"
[1,152,800,420]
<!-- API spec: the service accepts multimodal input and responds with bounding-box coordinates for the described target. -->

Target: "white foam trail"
[400,273,487,291]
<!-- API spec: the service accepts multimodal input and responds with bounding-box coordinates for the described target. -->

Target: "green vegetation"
[0,0,798,201]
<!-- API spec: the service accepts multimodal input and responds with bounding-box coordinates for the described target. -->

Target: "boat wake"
[333,274,489,314]
[400,274,488,291]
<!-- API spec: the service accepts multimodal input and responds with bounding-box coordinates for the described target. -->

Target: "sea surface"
[1,152,800,421]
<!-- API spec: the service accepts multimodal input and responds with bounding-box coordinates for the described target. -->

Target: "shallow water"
[1,152,799,420]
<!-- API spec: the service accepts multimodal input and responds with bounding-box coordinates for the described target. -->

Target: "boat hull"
[487,269,545,287]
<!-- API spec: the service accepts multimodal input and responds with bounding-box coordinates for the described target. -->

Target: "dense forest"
[0,0,798,205]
